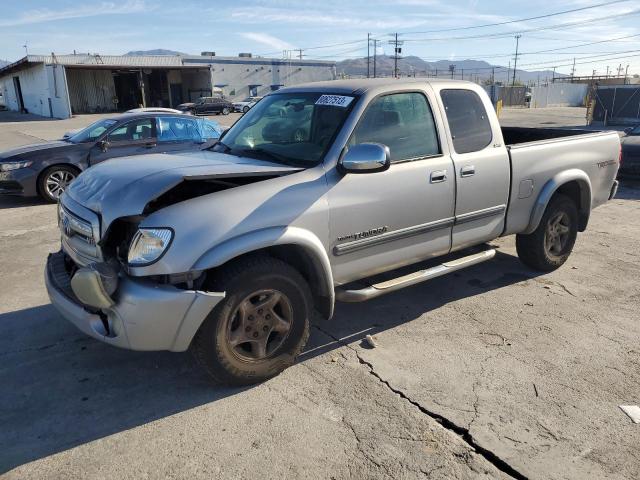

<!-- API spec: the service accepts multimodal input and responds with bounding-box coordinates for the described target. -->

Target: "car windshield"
[68,119,118,143]
[214,92,356,166]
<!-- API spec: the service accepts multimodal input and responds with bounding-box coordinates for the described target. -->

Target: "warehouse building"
[0,53,336,119]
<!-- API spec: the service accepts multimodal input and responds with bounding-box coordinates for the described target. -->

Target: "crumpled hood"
[65,150,302,234]
[0,140,71,159]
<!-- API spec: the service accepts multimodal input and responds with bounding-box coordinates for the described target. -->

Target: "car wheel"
[242,106,250,113]
[192,255,311,385]
[516,193,578,272]
[38,165,79,203]
[222,107,230,115]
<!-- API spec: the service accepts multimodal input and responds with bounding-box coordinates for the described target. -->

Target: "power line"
[397,0,631,35]
[399,9,640,43]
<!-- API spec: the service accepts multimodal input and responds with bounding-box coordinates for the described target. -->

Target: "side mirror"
[99,140,110,152]
[339,143,391,174]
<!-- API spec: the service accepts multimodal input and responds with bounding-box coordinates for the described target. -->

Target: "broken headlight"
[128,228,173,266]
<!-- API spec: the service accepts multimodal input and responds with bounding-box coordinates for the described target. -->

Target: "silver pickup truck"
[46,79,620,385]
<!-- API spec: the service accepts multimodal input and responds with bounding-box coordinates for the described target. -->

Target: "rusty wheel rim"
[226,289,293,361]
[544,211,571,256]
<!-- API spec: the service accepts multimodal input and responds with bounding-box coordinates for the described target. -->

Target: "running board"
[335,249,496,302]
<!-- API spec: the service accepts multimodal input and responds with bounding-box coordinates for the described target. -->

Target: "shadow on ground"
[0,249,543,474]
[0,111,57,123]
[0,196,48,210]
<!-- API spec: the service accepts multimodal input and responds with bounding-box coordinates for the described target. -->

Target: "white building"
[0,53,337,119]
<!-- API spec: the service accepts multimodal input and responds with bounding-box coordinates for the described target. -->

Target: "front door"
[327,90,455,285]
[435,87,511,251]
[89,117,157,164]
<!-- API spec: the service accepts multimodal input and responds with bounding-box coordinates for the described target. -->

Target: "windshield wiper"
[208,140,231,152]
[236,147,295,165]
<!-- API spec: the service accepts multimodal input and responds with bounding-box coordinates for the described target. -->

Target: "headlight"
[0,161,33,171]
[128,228,173,266]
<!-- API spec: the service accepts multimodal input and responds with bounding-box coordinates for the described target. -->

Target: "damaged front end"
[47,154,301,351]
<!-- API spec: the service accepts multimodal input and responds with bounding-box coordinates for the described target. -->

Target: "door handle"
[430,170,447,183]
[460,165,475,177]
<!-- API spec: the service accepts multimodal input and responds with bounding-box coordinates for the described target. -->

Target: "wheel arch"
[193,227,335,319]
[36,162,81,196]
[524,169,592,234]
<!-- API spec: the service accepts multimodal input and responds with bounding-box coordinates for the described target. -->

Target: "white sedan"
[233,96,263,113]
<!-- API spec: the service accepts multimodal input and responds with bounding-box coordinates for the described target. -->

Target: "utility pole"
[367,33,370,78]
[552,66,557,83]
[491,66,495,84]
[605,65,610,78]
[373,39,379,78]
[507,61,510,85]
[625,64,629,84]
[388,33,403,78]
[449,64,456,79]
[297,49,303,60]
[511,34,521,87]
[571,58,576,80]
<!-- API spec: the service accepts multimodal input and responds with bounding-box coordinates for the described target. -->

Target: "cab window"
[350,92,440,162]
[440,89,493,154]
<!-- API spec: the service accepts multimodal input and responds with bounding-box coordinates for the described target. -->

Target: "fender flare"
[523,169,592,234]
[192,226,335,318]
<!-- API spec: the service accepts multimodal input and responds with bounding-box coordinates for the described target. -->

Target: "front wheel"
[39,165,79,203]
[516,193,578,272]
[192,256,311,385]
[242,106,250,113]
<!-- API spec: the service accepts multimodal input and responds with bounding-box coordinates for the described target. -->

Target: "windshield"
[214,92,356,166]
[68,119,118,143]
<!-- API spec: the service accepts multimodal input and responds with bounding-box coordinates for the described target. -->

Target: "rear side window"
[157,116,201,142]
[440,89,492,154]
[350,92,440,162]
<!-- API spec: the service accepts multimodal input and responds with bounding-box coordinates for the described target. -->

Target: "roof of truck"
[278,78,476,95]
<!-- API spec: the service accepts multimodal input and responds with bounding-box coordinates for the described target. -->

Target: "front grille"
[60,206,95,245]
[59,199,103,265]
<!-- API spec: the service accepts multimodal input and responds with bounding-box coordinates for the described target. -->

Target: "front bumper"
[0,168,38,196]
[45,251,224,352]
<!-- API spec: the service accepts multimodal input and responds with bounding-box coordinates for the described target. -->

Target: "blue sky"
[1,0,639,76]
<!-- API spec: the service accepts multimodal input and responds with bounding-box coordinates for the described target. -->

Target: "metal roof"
[0,54,335,75]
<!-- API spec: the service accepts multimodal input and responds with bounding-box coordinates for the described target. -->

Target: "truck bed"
[501,127,620,237]
[502,126,595,146]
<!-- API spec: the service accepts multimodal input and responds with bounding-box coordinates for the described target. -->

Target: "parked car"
[620,124,640,177]
[177,97,234,116]
[0,113,223,202]
[233,96,263,113]
[46,79,620,385]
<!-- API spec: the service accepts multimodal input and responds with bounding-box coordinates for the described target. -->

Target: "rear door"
[89,117,157,164]
[328,90,456,284]
[435,87,510,251]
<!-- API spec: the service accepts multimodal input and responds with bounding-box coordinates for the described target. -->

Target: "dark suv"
[178,97,234,116]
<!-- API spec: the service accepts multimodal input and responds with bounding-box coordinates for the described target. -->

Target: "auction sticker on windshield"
[315,95,354,108]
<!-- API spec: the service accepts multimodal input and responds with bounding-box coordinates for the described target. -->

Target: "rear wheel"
[222,107,230,115]
[516,194,578,271]
[192,256,311,385]
[38,165,79,203]
[242,106,250,113]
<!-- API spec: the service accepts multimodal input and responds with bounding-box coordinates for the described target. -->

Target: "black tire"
[222,107,230,115]
[242,106,250,113]
[38,165,79,203]
[192,256,312,385]
[516,193,578,272]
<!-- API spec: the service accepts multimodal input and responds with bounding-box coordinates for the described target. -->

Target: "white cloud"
[239,32,295,51]
[0,0,149,27]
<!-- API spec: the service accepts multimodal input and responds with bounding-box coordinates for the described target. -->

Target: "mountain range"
[336,55,563,84]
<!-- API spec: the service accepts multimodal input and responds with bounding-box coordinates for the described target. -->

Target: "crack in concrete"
[313,324,529,480]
